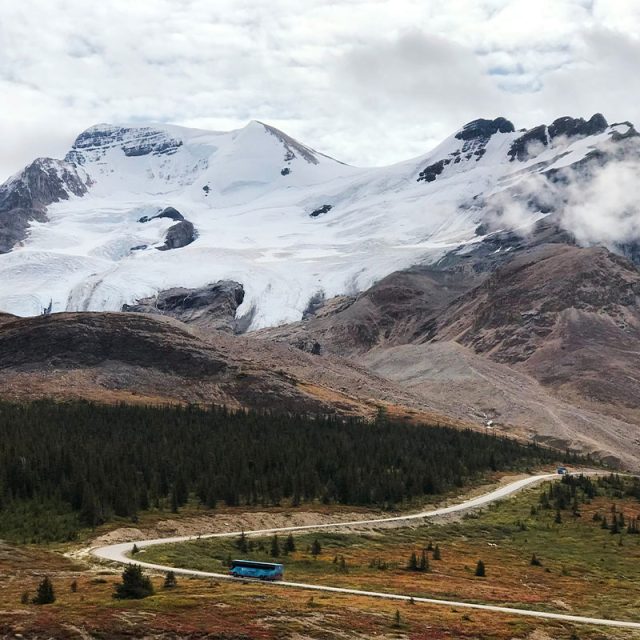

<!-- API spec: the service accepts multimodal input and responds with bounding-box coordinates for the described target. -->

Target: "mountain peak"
[66,124,184,166]
[454,117,515,141]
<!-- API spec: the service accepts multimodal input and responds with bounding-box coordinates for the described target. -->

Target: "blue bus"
[229,560,284,581]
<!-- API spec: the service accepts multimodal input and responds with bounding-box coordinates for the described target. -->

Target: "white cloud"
[562,158,640,248]
[1,0,639,180]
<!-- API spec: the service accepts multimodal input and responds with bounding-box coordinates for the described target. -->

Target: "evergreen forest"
[0,400,566,542]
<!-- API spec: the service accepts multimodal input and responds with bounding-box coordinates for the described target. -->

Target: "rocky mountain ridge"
[2,113,640,468]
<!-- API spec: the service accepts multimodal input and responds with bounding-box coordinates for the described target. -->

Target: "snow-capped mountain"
[0,115,637,329]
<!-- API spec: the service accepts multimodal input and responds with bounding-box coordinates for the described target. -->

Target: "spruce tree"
[170,487,179,514]
[114,565,154,599]
[433,544,441,560]
[237,530,248,553]
[270,534,280,557]
[163,571,177,589]
[285,533,296,553]
[408,551,418,571]
[419,550,429,572]
[475,560,486,577]
[33,577,55,605]
[311,539,322,557]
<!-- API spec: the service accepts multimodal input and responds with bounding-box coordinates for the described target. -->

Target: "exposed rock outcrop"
[454,117,515,141]
[508,125,549,161]
[157,219,196,251]
[309,204,332,218]
[65,125,183,165]
[0,158,90,253]
[417,159,448,183]
[418,118,515,184]
[509,114,608,161]
[138,206,184,223]
[122,281,245,332]
[548,113,608,139]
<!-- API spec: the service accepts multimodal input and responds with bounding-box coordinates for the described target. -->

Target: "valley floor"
[3,472,639,639]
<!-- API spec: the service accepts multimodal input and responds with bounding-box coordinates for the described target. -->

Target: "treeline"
[538,473,640,533]
[0,400,565,542]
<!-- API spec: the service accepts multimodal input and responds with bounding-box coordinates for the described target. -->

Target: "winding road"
[91,473,640,631]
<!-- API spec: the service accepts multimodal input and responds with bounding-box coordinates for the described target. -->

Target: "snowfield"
[0,118,629,328]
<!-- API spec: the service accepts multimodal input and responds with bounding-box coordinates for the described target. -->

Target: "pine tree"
[419,550,429,572]
[408,551,418,571]
[393,609,401,628]
[311,539,322,557]
[555,510,562,524]
[285,533,296,553]
[114,565,154,600]
[237,530,248,553]
[70,579,78,593]
[475,560,486,577]
[601,515,609,529]
[131,543,140,555]
[530,553,542,566]
[433,544,441,560]
[572,495,580,516]
[170,487,179,513]
[539,491,550,509]
[270,535,280,557]
[33,577,55,605]
[163,571,177,589]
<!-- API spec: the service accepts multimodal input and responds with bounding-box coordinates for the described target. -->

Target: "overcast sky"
[1,0,639,180]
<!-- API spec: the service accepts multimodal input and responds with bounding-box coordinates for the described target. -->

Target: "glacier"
[0,116,633,329]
